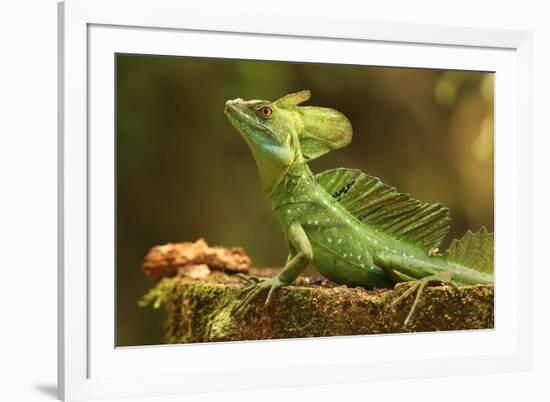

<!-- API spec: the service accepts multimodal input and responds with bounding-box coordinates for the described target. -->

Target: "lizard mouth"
[225,100,272,134]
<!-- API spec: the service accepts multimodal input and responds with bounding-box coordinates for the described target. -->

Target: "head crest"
[275,90,311,108]
[275,90,352,160]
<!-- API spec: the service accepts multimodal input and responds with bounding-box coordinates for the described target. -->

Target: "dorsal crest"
[316,168,451,252]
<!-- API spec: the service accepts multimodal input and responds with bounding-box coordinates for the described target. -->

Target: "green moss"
[206,301,239,341]
[138,277,177,309]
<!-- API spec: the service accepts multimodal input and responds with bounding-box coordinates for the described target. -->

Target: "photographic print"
[116,54,494,346]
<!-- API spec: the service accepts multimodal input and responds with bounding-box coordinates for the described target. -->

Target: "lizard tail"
[440,227,494,284]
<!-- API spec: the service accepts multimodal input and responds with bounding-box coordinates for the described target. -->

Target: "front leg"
[233,222,313,314]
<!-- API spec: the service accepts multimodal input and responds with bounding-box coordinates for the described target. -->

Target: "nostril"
[225,99,237,114]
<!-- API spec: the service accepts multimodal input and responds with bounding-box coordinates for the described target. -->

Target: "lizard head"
[224,90,352,194]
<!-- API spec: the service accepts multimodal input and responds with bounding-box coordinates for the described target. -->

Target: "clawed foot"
[232,275,284,315]
[392,272,460,328]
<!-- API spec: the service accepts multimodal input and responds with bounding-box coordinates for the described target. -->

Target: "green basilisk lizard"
[224,90,493,326]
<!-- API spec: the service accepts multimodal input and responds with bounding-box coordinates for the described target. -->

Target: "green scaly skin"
[224,90,493,320]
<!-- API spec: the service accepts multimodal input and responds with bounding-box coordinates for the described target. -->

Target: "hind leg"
[374,251,460,328]
[391,272,459,327]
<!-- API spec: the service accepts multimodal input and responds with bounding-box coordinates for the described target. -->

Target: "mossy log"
[141,272,493,343]
[139,239,494,343]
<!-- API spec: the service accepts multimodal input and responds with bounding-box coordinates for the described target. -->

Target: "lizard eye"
[258,106,273,118]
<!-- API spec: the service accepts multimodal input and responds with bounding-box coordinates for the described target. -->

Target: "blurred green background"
[116,54,494,346]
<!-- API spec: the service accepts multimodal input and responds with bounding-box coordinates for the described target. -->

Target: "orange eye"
[259,106,273,118]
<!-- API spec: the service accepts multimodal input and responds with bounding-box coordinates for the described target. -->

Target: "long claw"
[394,281,412,290]
[231,278,284,316]
[235,273,251,282]
[392,282,420,306]
[392,272,459,328]
[232,284,266,315]
[232,297,249,316]
[403,279,430,327]
[236,273,263,284]
[242,283,257,292]
[236,289,258,311]
[232,288,252,314]
[248,286,265,303]
[265,284,279,306]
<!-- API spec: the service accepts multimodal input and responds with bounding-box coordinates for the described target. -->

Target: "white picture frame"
[58,0,533,400]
